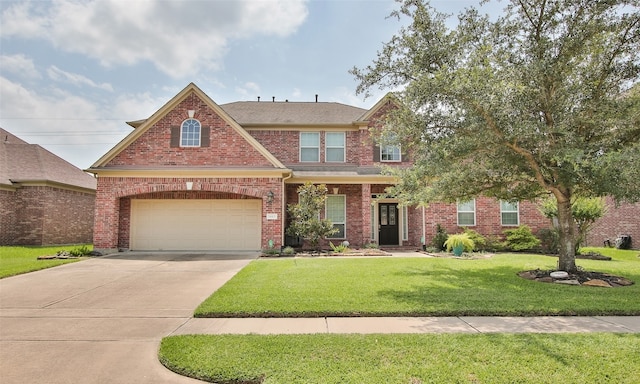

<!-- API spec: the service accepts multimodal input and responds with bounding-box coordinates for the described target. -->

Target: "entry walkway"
[174,315,640,335]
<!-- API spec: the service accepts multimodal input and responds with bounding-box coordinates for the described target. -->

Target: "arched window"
[180,119,201,147]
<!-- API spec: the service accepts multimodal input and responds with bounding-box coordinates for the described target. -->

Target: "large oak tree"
[352,0,640,272]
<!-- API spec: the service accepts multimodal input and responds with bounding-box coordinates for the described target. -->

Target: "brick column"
[361,184,372,246]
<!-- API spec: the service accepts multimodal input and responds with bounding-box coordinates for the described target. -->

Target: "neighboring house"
[0,128,97,246]
[586,197,639,249]
[88,83,553,253]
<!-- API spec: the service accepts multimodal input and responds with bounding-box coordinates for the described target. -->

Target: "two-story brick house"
[88,83,549,253]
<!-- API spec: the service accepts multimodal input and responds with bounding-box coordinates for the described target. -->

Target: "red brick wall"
[0,187,94,246]
[0,189,19,245]
[93,177,282,251]
[422,197,550,244]
[108,92,273,167]
[587,197,639,249]
[249,130,364,165]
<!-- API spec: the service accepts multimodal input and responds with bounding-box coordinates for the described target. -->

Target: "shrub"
[329,241,349,253]
[262,248,280,256]
[503,225,541,251]
[431,224,448,251]
[537,228,560,254]
[364,242,379,249]
[69,245,91,257]
[281,246,296,256]
[462,228,487,252]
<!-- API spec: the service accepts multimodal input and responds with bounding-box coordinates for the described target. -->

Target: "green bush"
[431,224,448,251]
[329,241,349,253]
[537,228,560,254]
[462,228,487,251]
[281,246,296,256]
[502,225,541,251]
[483,235,506,252]
[69,245,91,256]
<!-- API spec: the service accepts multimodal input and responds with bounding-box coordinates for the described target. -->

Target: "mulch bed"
[518,269,634,288]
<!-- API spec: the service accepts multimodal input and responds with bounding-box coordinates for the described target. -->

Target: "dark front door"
[379,203,399,246]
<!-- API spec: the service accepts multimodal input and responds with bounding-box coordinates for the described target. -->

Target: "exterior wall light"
[266,190,275,203]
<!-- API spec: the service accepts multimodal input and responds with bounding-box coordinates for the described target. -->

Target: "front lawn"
[160,333,640,384]
[195,248,640,317]
[0,245,90,278]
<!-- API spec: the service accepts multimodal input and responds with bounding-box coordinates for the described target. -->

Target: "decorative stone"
[555,279,580,285]
[582,279,612,288]
[537,277,554,283]
[550,271,569,279]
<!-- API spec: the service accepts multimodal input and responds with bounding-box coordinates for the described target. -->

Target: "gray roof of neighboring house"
[220,101,368,126]
[0,128,97,190]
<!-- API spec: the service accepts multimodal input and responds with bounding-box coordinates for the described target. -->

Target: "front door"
[379,203,399,246]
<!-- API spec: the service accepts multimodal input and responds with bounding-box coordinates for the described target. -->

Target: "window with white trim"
[300,132,320,162]
[457,199,476,226]
[381,145,401,162]
[500,201,519,226]
[325,132,345,162]
[180,119,201,147]
[326,195,346,238]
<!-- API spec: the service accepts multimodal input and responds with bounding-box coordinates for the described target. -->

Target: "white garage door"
[130,199,261,251]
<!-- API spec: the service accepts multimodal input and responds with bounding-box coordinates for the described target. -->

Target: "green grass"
[0,245,91,278]
[195,248,640,317]
[159,333,640,384]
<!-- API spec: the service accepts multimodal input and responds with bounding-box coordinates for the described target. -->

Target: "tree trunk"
[556,198,578,272]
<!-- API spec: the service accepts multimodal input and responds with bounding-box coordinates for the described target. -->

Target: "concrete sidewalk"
[174,315,640,335]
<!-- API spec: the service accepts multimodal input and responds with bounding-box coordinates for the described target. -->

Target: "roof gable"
[356,92,401,123]
[91,83,285,169]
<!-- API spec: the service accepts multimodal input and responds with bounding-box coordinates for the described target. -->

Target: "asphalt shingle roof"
[0,128,97,190]
[220,101,367,126]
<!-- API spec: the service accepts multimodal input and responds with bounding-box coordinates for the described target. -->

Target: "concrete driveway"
[0,252,257,384]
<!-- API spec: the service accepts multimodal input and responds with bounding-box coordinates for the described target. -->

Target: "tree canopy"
[352,0,640,271]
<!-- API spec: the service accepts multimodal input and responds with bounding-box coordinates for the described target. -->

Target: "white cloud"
[235,81,262,98]
[47,65,113,91]
[0,0,309,79]
[0,76,169,168]
[0,54,41,79]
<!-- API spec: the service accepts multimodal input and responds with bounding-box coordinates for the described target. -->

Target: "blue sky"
[0,0,504,169]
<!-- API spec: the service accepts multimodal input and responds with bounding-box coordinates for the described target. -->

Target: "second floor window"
[325,132,345,162]
[381,145,401,162]
[457,199,476,226]
[300,132,320,162]
[181,119,201,147]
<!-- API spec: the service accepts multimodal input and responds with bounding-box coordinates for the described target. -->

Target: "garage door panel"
[131,199,261,251]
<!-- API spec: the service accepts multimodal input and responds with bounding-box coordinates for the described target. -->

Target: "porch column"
[361,184,372,246]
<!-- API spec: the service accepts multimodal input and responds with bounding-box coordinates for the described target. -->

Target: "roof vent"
[272,96,275,102]
[257,96,260,102]
[315,94,318,103]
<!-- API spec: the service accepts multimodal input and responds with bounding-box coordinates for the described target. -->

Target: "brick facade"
[89,84,563,252]
[0,186,94,246]
[586,196,639,249]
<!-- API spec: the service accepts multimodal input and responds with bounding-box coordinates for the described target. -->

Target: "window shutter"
[373,145,381,162]
[401,148,409,162]
[170,126,180,148]
[201,126,210,147]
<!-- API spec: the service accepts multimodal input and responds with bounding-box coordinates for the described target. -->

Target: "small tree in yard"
[351,0,640,273]
[539,197,607,253]
[286,183,338,250]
